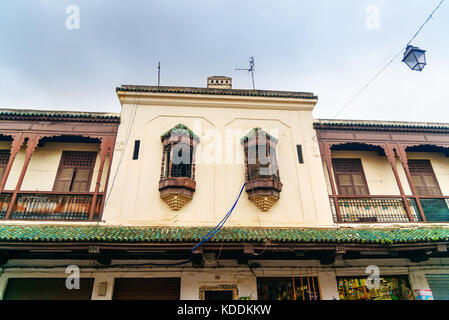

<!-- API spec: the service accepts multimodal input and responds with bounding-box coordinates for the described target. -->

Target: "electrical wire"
[333,0,446,119]
[202,178,246,265]
[103,99,140,207]
[191,182,246,255]
[407,0,446,47]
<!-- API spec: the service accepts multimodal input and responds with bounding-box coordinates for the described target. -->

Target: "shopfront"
[337,275,414,300]
[257,276,321,300]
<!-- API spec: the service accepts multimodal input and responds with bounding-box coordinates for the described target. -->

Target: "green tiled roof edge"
[0,110,120,121]
[240,127,279,144]
[314,120,449,130]
[1,225,449,244]
[116,86,318,100]
[160,123,200,142]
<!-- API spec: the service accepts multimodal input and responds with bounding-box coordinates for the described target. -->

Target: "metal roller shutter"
[426,274,449,300]
[113,278,181,300]
[3,278,94,300]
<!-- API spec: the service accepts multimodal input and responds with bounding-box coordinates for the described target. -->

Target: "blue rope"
[191,183,246,255]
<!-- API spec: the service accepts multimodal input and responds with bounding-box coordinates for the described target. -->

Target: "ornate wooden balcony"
[330,195,449,223]
[0,191,103,221]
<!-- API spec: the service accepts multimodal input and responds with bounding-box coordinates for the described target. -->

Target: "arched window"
[159,124,200,210]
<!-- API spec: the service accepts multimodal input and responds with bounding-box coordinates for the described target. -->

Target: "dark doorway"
[3,278,94,300]
[205,290,234,300]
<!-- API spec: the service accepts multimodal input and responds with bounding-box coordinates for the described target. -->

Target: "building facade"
[0,80,448,300]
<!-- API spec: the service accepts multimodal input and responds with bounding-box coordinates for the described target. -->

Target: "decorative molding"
[199,284,239,300]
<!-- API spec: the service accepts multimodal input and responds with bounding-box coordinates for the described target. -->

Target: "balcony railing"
[415,198,449,222]
[0,191,103,221]
[330,195,449,223]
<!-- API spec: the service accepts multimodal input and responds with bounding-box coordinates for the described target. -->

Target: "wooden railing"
[330,195,449,223]
[0,191,103,221]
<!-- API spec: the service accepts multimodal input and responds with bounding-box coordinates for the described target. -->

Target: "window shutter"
[53,151,96,192]
[337,174,353,195]
[332,158,369,196]
[409,160,442,197]
[71,169,91,192]
[53,168,75,192]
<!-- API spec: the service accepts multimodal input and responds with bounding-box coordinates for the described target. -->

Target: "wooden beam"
[89,137,109,221]
[0,133,25,193]
[385,143,414,222]
[319,142,342,222]
[98,136,116,221]
[5,134,40,219]
[396,144,426,222]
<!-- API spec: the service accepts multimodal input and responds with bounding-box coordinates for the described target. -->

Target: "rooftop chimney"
[207,76,232,89]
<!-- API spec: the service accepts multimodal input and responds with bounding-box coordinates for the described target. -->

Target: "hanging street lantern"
[402,45,427,71]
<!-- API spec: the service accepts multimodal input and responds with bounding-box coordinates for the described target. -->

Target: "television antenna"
[157,62,161,86]
[235,56,256,89]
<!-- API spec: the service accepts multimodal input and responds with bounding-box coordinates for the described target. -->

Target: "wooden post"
[385,143,414,222]
[319,142,342,223]
[396,144,426,222]
[89,136,109,221]
[98,136,116,221]
[243,141,249,181]
[5,134,39,219]
[160,145,167,180]
[0,133,25,193]
[191,139,196,180]
[168,142,174,177]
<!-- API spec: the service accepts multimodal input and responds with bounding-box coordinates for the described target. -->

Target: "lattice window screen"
[0,150,10,181]
[62,151,96,168]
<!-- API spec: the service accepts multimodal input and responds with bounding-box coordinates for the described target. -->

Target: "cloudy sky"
[0,0,448,122]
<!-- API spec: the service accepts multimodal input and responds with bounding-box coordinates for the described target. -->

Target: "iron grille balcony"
[0,192,103,221]
[0,192,12,219]
[414,198,449,222]
[330,196,449,223]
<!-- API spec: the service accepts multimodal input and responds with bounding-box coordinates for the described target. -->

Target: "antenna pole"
[249,56,255,90]
[235,56,256,90]
[158,62,161,86]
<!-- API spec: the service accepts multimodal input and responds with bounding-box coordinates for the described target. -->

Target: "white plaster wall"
[103,94,333,227]
[180,270,257,300]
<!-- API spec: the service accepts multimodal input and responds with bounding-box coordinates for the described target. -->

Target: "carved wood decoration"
[0,117,119,221]
[159,124,200,210]
[241,128,282,211]
[315,123,449,223]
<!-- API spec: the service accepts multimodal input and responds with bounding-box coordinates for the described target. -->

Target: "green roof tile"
[160,123,200,142]
[0,108,120,123]
[117,85,317,100]
[1,225,449,245]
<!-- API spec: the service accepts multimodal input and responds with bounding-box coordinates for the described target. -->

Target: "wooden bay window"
[159,124,199,210]
[241,128,282,211]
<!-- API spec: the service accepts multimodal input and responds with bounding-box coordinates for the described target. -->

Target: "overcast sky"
[0,0,448,122]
